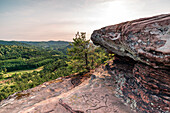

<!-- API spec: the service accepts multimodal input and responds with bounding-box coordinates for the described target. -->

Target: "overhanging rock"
[91,14,170,69]
[91,14,170,113]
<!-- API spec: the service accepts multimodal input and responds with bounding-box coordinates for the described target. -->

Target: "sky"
[0,0,170,41]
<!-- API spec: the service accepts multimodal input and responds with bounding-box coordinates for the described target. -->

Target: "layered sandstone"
[91,14,170,69]
[91,14,170,113]
[113,56,170,113]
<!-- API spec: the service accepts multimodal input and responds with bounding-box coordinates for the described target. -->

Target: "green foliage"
[0,74,3,79]
[0,40,70,49]
[67,32,112,73]
[0,40,31,47]
[21,41,70,50]
[4,68,7,74]
[67,32,90,73]
[0,34,114,102]
[43,59,68,72]
[0,42,72,101]
[0,58,71,101]
[0,40,71,55]
[89,46,111,68]
[0,45,61,72]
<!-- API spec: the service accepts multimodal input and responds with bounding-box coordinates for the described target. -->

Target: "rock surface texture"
[91,14,170,113]
[91,14,170,69]
[0,64,135,113]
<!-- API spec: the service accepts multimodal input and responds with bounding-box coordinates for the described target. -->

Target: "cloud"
[0,0,170,41]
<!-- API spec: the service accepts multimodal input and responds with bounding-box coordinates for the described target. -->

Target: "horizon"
[0,0,170,41]
[0,39,72,42]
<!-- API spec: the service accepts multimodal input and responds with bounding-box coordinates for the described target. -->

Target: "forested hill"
[0,40,71,73]
[20,41,70,49]
[0,40,31,47]
[0,41,70,100]
[0,45,63,72]
[0,40,71,50]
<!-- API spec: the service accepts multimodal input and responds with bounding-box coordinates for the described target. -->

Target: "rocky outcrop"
[91,14,170,69]
[91,14,170,113]
[0,65,135,113]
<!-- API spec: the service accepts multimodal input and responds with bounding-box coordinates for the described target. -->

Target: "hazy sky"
[0,0,170,41]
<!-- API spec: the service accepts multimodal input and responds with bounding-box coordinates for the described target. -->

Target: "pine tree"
[67,32,90,73]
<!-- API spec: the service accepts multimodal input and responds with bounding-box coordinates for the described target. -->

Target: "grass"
[0,66,43,81]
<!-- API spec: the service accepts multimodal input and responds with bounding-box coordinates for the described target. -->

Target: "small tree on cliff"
[67,32,90,73]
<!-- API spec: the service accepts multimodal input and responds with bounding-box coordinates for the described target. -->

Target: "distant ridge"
[0,40,71,49]
[20,40,71,50]
[0,40,31,47]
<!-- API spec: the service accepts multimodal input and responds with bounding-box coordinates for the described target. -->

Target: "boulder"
[91,14,170,69]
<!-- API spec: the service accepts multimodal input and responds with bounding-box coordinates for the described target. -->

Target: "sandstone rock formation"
[0,64,135,113]
[91,14,170,113]
[91,14,170,69]
[112,56,170,113]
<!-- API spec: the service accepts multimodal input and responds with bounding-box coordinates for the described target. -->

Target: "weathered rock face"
[91,14,170,69]
[91,14,170,113]
[113,55,170,113]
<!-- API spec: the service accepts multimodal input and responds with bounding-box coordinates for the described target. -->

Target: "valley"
[0,40,71,100]
[0,39,110,101]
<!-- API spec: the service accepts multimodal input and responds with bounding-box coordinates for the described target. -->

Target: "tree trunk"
[85,52,88,69]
